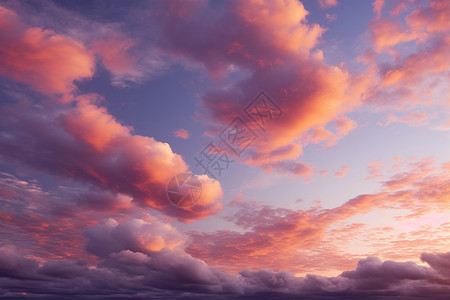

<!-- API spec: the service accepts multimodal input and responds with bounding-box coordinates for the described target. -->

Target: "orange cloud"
[187,157,450,274]
[0,5,223,221]
[318,0,338,9]
[1,97,223,221]
[0,6,94,95]
[364,160,384,180]
[369,18,416,52]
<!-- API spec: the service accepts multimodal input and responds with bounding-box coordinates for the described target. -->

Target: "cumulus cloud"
[148,0,364,176]
[334,165,351,178]
[365,0,450,113]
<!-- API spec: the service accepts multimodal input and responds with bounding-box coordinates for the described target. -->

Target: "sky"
[0,0,449,299]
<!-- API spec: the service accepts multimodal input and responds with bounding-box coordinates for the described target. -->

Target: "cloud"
[325,13,337,22]
[364,160,384,180]
[0,245,39,279]
[174,128,190,139]
[340,256,438,289]
[364,0,449,111]
[406,0,450,33]
[0,6,94,95]
[318,0,338,9]
[334,165,351,178]
[421,252,450,277]
[0,5,223,221]
[380,112,430,127]
[0,2,449,299]
[334,116,357,135]
[369,18,417,52]
[91,34,167,88]
[0,231,450,299]
[261,160,314,179]
[373,0,385,18]
[0,161,449,297]
[0,98,222,221]
[150,0,363,176]
[85,219,187,258]
[186,158,450,274]
[320,169,330,176]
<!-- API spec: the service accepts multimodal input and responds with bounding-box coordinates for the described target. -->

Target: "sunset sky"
[0,0,449,299]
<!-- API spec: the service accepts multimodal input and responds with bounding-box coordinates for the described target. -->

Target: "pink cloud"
[318,0,338,9]
[320,169,330,176]
[364,160,384,180]
[381,111,430,127]
[373,0,385,18]
[334,116,357,135]
[0,5,223,222]
[261,160,314,180]
[0,98,223,221]
[380,36,449,87]
[174,128,190,139]
[2,227,450,299]
[325,13,338,22]
[153,0,364,175]
[1,156,450,298]
[334,165,351,178]
[0,6,94,95]
[187,157,450,274]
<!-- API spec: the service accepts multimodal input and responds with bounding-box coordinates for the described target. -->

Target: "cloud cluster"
[365,0,450,111]
[0,219,449,299]
[0,5,222,221]
[148,0,364,176]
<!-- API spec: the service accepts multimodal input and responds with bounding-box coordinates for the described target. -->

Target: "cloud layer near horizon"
[0,220,449,299]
